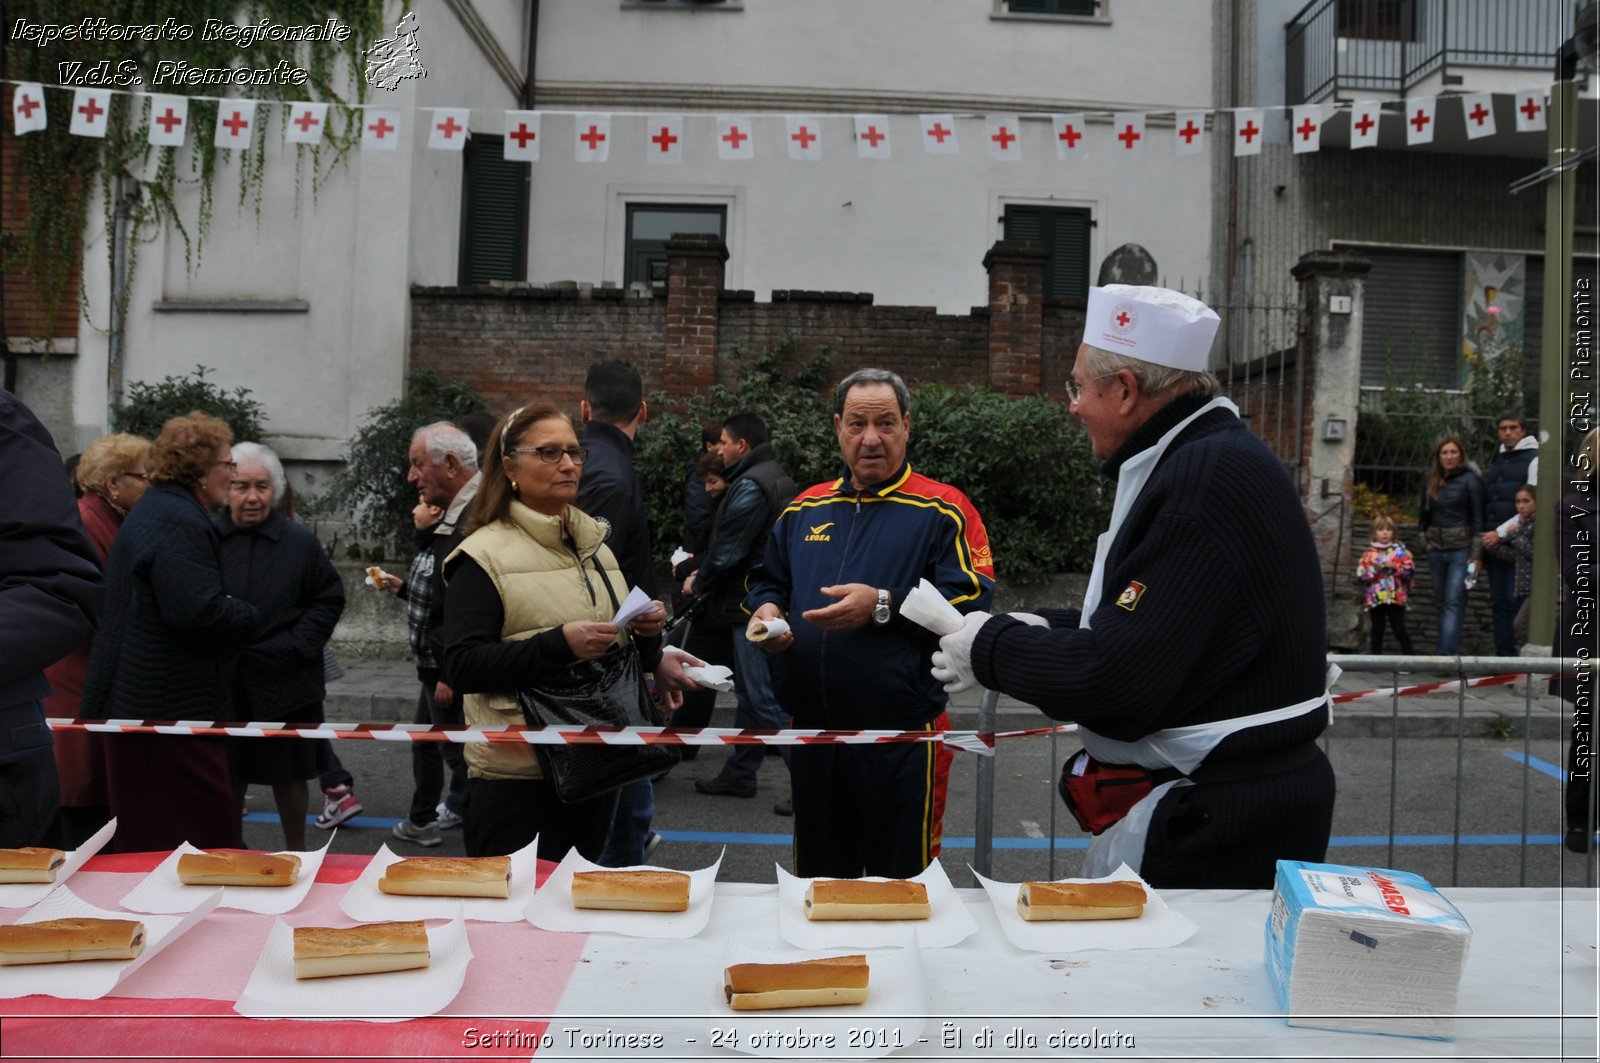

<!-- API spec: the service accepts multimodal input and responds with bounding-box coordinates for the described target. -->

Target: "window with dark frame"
[1335,0,1418,41]
[457,134,529,286]
[624,205,727,288]
[1002,204,1093,301]
[1007,0,1099,16]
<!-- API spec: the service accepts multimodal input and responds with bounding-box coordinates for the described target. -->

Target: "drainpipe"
[105,173,139,428]
[1223,0,1242,360]
[523,0,539,108]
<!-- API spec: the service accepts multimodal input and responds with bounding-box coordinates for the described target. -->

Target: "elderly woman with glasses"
[81,412,259,852]
[442,402,685,860]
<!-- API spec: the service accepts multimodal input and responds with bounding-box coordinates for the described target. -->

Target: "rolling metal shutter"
[458,134,529,286]
[1358,248,1461,389]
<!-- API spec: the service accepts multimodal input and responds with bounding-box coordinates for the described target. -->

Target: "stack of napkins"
[1264,860,1471,1040]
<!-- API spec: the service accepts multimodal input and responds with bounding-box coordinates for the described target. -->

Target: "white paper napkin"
[682,663,734,692]
[0,817,116,909]
[670,547,691,568]
[118,837,333,915]
[745,617,789,642]
[0,884,219,1000]
[610,585,656,627]
[338,840,537,923]
[710,943,927,1059]
[775,861,978,950]
[234,915,470,1022]
[525,847,722,937]
[899,578,965,636]
[971,863,1198,952]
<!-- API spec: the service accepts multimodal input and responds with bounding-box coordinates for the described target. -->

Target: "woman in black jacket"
[1417,436,1487,655]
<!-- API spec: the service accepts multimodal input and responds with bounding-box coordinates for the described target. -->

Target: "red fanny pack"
[1057,750,1171,835]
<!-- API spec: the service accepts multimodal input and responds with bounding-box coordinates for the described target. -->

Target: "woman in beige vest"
[442,403,669,859]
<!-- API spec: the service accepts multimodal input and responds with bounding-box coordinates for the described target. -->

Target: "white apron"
[1073,397,1335,877]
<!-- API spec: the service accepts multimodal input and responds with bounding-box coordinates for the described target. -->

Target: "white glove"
[930,610,991,694]
[1008,611,1050,628]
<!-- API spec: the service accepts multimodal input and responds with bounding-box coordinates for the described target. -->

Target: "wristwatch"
[872,588,892,626]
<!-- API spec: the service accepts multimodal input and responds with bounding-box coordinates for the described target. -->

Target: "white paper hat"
[1084,285,1220,372]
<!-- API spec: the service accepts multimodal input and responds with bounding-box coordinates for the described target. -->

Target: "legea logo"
[805,522,834,542]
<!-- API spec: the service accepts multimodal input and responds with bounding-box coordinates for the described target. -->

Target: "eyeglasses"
[213,460,238,473]
[509,446,589,465]
[1064,371,1123,405]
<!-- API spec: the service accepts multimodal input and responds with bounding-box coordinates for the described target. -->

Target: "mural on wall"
[1461,251,1526,389]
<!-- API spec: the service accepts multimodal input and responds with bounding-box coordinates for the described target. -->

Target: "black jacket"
[692,442,796,626]
[81,482,259,721]
[0,388,103,761]
[1484,439,1538,527]
[1419,466,1487,552]
[576,420,653,596]
[218,510,346,719]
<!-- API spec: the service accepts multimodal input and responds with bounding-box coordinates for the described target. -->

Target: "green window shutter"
[458,134,529,286]
[1003,205,1091,300]
[1009,0,1098,16]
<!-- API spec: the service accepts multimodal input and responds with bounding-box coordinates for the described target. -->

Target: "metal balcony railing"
[1287,0,1572,105]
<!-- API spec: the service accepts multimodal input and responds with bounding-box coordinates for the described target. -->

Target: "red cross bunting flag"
[1232,108,1264,156]
[1460,93,1496,140]
[285,102,328,146]
[504,110,540,160]
[717,114,753,160]
[1052,113,1086,158]
[646,114,684,165]
[361,108,401,150]
[921,113,958,155]
[214,99,256,150]
[1349,101,1382,149]
[428,108,470,151]
[147,94,188,147]
[1404,97,1436,145]
[1291,104,1322,154]
[71,88,112,138]
[854,114,891,159]
[1112,113,1146,154]
[574,113,610,162]
[987,114,1021,161]
[1514,89,1546,133]
[786,114,822,160]
[12,82,47,135]
[1174,111,1205,157]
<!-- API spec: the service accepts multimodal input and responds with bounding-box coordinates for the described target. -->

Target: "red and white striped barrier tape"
[1331,670,1566,705]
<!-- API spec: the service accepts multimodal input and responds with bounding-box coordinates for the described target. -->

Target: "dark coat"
[1484,438,1539,528]
[80,481,258,721]
[577,420,654,595]
[1419,466,1487,552]
[694,442,796,626]
[218,510,345,720]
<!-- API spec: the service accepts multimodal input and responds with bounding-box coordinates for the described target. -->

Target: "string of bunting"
[8,78,1554,161]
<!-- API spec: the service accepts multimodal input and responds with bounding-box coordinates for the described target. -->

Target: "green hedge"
[111,364,267,442]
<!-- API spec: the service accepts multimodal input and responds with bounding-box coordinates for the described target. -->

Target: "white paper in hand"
[670,547,691,567]
[682,663,734,691]
[609,585,656,628]
[900,578,965,636]
[745,617,789,642]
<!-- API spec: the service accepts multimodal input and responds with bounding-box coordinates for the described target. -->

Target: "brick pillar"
[1291,248,1371,649]
[983,240,1048,395]
[664,234,728,399]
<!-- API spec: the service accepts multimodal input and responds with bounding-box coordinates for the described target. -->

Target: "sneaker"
[435,807,464,831]
[392,819,442,847]
[694,775,756,798]
[773,792,793,817]
[315,787,363,830]
[642,831,663,862]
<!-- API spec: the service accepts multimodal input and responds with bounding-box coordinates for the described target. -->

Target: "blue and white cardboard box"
[1264,860,1471,1040]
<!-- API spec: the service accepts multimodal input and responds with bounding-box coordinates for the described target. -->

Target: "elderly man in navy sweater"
[932,286,1335,889]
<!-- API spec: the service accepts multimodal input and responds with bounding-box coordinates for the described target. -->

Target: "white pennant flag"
[12,82,47,135]
[70,88,112,138]
[785,115,821,160]
[1460,94,1496,139]
[1232,108,1265,156]
[504,110,540,160]
[854,114,891,160]
[1349,101,1382,149]
[1514,90,1546,132]
[1052,113,1086,158]
[921,113,958,155]
[1111,113,1145,154]
[575,113,610,162]
[1174,111,1205,156]
[1291,105,1323,154]
[717,114,753,160]
[214,99,256,149]
[986,115,1021,161]
[645,114,683,165]
[147,94,189,147]
[1404,97,1436,145]
[428,107,470,150]
[284,102,328,145]
[361,108,401,150]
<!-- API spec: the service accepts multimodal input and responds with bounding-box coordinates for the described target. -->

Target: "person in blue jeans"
[1417,436,1486,656]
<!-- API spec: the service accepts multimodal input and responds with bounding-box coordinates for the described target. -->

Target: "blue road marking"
[1503,751,1569,781]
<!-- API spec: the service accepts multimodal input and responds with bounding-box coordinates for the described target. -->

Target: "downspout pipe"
[105,174,138,428]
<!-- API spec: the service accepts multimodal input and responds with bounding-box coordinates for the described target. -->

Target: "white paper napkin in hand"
[0,884,219,1000]
[745,617,789,642]
[775,861,978,949]
[971,863,1198,952]
[710,942,927,1059]
[0,817,117,909]
[670,547,691,568]
[682,663,734,691]
[899,578,965,636]
[610,585,657,628]
[339,839,538,923]
[234,914,471,1022]
[525,847,722,938]
[118,837,334,915]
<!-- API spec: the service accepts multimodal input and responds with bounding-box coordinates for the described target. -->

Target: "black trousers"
[462,776,611,861]
[408,684,467,825]
[0,746,63,849]
[1368,604,1414,655]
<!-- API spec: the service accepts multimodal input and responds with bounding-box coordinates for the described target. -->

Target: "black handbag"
[515,560,678,804]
